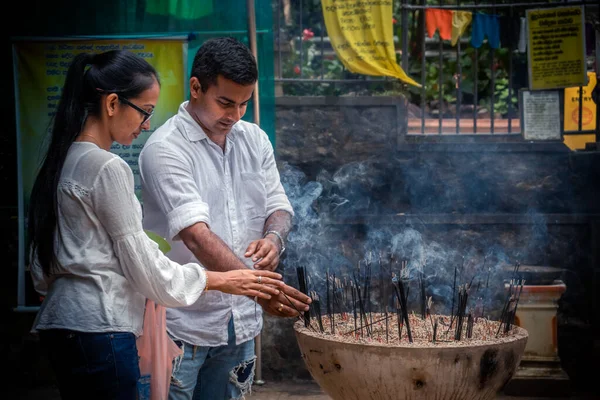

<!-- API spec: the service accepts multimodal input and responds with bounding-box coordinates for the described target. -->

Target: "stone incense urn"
[294,321,528,400]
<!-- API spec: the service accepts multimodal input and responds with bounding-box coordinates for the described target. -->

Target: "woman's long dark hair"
[27,50,159,276]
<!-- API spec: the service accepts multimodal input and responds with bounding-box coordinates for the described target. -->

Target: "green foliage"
[406,39,519,117]
[280,37,346,95]
[145,230,171,254]
[280,35,405,96]
[277,0,522,112]
[479,77,519,116]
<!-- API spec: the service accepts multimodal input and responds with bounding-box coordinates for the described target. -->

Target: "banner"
[527,6,586,90]
[14,39,187,207]
[321,0,420,87]
[563,71,597,132]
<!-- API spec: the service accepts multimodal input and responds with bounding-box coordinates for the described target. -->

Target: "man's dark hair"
[191,37,258,92]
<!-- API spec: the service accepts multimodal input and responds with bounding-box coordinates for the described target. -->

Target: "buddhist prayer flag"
[425,9,473,46]
[321,0,420,87]
[451,11,473,46]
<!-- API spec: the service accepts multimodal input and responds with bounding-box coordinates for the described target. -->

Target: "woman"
[27,50,283,400]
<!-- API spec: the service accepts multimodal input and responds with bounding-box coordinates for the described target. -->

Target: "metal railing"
[273,0,599,137]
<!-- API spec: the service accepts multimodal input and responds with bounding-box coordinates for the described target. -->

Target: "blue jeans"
[169,318,256,400]
[39,329,140,400]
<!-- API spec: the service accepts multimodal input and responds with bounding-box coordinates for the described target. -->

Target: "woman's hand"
[205,269,284,300]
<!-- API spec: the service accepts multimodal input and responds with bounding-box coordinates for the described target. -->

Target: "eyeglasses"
[118,95,154,126]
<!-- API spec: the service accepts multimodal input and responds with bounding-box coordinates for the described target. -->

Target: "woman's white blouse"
[30,142,207,336]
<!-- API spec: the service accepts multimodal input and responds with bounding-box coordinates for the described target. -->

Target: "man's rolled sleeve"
[167,201,211,241]
[139,142,211,241]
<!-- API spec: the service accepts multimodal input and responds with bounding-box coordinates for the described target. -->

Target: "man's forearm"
[263,210,292,243]
[180,223,247,272]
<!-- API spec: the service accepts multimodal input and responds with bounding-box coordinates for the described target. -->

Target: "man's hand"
[257,281,311,318]
[244,237,281,271]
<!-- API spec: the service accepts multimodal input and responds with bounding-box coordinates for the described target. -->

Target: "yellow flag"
[451,11,472,46]
[321,0,420,87]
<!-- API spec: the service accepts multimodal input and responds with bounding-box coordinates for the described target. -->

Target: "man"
[138,37,311,400]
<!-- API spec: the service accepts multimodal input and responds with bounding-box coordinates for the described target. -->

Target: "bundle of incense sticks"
[296,266,310,328]
[392,273,413,342]
[293,254,525,344]
[496,263,524,337]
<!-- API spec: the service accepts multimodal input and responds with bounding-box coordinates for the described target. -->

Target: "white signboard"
[521,90,562,141]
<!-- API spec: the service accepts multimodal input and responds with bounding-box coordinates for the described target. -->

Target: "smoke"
[279,160,545,319]
[279,163,334,296]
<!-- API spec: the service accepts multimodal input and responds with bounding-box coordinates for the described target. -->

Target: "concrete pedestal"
[503,281,570,397]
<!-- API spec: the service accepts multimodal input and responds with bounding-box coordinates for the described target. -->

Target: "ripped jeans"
[168,318,256,400]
